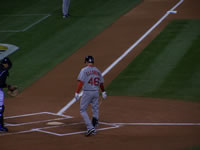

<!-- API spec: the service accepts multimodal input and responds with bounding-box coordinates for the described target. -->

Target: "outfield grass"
[0,0,141,91]
[106,20,200,102]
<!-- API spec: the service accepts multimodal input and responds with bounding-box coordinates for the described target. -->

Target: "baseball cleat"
[63,14,70,18]
[85,128,96,137]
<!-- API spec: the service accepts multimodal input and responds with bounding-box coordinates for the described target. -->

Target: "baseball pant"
[62,0,70,16]
[80,91,99,130]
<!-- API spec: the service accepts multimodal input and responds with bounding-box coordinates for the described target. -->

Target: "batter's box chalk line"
[33,122,120,136]
[1,111,200,137]
[4,112,72,127]
[1,112,120,136]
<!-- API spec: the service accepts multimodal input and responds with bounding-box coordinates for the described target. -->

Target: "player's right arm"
[74,68,85,101]
[76,80,83,94]
[74,80,83,101]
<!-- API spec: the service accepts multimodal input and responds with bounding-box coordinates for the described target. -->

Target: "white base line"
[0,129,35,136]
[5,112,72,119]
[28,122,120,136]
[5,112,49,119]
[0,14,51,16]
[22,14,51,32]
[0,14,51,32]
[36,126,120,136]
[1,121,199,137]
[105,122,200,126]
[6,118,68,127]
[57,0,184,115]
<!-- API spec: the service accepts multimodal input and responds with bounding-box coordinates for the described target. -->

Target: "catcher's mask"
[1,57,12,70]
[85,56,94,64]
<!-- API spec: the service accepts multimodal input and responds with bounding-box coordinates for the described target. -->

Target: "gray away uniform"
[62,0,70,16]
[77,66,104,130]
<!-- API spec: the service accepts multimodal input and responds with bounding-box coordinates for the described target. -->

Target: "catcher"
[0,57,18,132]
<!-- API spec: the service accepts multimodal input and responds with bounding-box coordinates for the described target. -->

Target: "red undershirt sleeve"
[76,81,83,93]
[100,83,105,92]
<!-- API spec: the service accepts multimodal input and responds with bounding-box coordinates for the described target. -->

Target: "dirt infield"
[2,0,200,150]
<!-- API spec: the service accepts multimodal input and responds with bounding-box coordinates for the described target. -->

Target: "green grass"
[0,0,141,91]
[106,20,200,102]
[185,147,200,150]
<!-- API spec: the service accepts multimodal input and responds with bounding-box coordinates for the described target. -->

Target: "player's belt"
[83,90,98,91]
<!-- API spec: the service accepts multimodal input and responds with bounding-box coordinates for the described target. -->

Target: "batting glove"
[74,93,81,101]
[102,91,107,99]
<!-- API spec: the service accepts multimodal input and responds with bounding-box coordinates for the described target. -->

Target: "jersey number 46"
[88,77,100,86]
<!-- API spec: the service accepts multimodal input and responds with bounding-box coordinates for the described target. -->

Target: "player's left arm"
[100,83,107,99]
[100,83,105,92]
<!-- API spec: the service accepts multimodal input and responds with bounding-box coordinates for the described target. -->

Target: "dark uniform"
[0,57,12,132]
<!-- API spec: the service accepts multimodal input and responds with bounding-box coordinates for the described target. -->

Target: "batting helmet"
[85,56,94,64]
[1,57,12,70]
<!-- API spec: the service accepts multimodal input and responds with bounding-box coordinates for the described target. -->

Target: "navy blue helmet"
[1,57,12,69]
[85,56,94,63]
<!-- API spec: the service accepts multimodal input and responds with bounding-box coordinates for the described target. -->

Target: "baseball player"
[74,56,107,136]
[0,57,13,132]
[62,0,71,18]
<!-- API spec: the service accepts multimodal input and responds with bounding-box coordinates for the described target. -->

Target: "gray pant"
[80,91,99,130]
[62,0,70,16]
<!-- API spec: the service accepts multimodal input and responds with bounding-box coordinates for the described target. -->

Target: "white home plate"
[46,121,64,125]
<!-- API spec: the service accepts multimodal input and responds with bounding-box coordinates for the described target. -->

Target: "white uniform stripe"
[0,89,4,106]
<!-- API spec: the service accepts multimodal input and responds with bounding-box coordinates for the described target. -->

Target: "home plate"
[46,121,64,125]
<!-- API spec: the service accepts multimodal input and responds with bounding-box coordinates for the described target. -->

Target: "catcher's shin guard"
[0,105,4,127]
[0,105,8,132]
[0,116,3,127]
[0,115,8,132]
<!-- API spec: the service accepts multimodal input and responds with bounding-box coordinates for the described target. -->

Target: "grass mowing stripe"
[141,20,200,94]
[154,26,200,101]
[106,20,187,95]
[106,20,200,102]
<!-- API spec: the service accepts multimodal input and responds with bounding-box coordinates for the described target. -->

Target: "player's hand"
[74,93,81,101]
[102,91,107,99]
